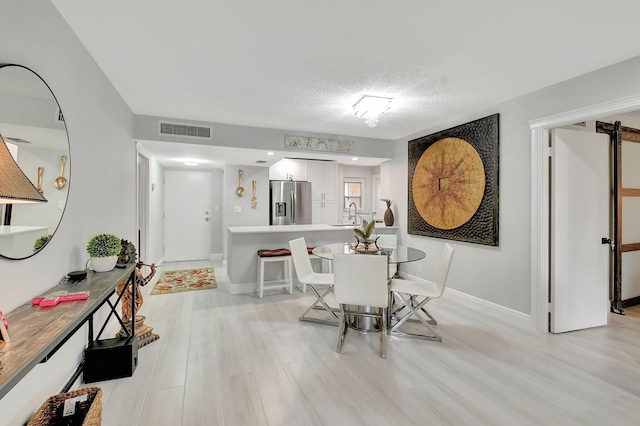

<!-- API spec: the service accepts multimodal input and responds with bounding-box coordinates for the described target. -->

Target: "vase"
[89,255,118,272]
[384,206,394,226]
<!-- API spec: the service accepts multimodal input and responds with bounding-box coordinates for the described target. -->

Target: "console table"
[0,263,136,400]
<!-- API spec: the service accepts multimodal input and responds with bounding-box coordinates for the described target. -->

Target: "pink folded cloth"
[32,291,90,307]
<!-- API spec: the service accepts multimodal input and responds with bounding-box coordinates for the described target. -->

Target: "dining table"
[301,242,426,332]
[312,242,426,265]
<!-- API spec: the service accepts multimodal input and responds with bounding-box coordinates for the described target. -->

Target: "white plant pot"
[90,255,118,272]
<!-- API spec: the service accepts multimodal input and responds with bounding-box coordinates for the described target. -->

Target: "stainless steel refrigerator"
[270,180,312,225]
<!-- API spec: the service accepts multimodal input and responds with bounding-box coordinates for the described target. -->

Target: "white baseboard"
[399,272,532,332]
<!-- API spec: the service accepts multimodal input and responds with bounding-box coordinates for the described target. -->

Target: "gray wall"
[392,55,640,316]
[134,114,395,160]
[223,164,270,228]
[0,2,135,423]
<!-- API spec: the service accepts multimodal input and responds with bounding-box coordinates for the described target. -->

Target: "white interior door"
[551,128,610,333]
[164,169,211,262]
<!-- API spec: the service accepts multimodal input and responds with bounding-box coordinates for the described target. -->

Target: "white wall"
[210,169,224,256]
[392,55,640,316]
[0,2,135,423]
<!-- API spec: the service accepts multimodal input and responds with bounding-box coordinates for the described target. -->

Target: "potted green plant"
[33,234,53,253]
[353,212,379,252]
[86,233,122,272]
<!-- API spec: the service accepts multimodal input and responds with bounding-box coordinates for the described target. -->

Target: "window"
[344,180,363,210]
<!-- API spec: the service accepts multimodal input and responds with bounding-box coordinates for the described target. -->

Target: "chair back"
[376,235,398,278]
[434,243,455,297]
[289,237,313,281]
[333,254,388,308]
[376,234,397,249]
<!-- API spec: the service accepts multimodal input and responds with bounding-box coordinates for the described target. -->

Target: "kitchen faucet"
[348,202,357,225]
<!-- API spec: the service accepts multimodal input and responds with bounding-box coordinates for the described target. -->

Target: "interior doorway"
[164,169,212,262]
[548,128,610,333]
[530,95,640,333]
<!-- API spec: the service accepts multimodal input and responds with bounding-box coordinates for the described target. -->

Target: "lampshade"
[0,133,47,204]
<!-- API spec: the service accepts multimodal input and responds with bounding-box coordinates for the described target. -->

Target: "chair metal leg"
[390,291,442,342]
[381,307,388,359]
[299,284,339,326]
[336,304,347,352]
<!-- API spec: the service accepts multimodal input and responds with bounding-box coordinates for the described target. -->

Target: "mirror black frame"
[0,64,70,260]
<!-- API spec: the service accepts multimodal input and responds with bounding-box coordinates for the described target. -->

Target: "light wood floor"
[92,260,640,425]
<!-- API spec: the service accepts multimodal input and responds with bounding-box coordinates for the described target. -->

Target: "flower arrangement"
[86,233,122,258]
[33,234,52,253]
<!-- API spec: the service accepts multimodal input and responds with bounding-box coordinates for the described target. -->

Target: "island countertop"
[225,223,398,294]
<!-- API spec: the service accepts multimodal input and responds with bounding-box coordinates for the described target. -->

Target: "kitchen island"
[226,224,397,294]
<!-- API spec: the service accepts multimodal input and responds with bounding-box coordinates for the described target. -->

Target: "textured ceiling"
[52,0,640,143]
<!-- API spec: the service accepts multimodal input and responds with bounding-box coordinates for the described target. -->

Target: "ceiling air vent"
[159,121,212,139]
[6,137,31,144]
[255,160,268,164]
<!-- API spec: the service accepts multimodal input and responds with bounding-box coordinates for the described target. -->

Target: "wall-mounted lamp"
[0,133,47,225]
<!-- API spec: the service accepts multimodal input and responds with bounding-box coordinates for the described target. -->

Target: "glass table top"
[312,243,425,264]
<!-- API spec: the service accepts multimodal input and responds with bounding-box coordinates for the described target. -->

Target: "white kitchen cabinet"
[309,160,338,224]
[269,159,309,181]
[308,160,338,201]
[312,200,338,224]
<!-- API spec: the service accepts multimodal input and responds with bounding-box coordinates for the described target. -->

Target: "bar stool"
[256,248,293,298]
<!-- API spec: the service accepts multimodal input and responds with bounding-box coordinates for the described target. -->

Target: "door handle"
[602,237,614,250]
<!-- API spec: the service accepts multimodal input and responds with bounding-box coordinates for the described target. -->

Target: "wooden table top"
[0,263,135,399]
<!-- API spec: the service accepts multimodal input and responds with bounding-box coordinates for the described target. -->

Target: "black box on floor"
[83,335,138,383]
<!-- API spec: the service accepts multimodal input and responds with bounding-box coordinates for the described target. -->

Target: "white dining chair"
[289,237,338,326]
[389,243,454,342]
[333,253,389,358]
[376,234,398,278]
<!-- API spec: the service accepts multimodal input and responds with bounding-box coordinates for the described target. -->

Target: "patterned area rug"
[150,268,217,295]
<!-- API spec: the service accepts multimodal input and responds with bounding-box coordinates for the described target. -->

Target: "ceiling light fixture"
[352,157,358,161]
[267,152,274,156]
[352,95,392,128]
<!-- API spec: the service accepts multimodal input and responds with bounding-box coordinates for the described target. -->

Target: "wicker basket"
[27,387,102,426]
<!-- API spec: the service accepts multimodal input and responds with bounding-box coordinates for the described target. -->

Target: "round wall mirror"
[0,64,70,260]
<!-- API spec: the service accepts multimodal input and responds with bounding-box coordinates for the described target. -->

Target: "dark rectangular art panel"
[408,114,499,246]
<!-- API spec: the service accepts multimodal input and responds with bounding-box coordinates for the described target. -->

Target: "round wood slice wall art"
[412,137,486,230]
[407,113,499,246]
